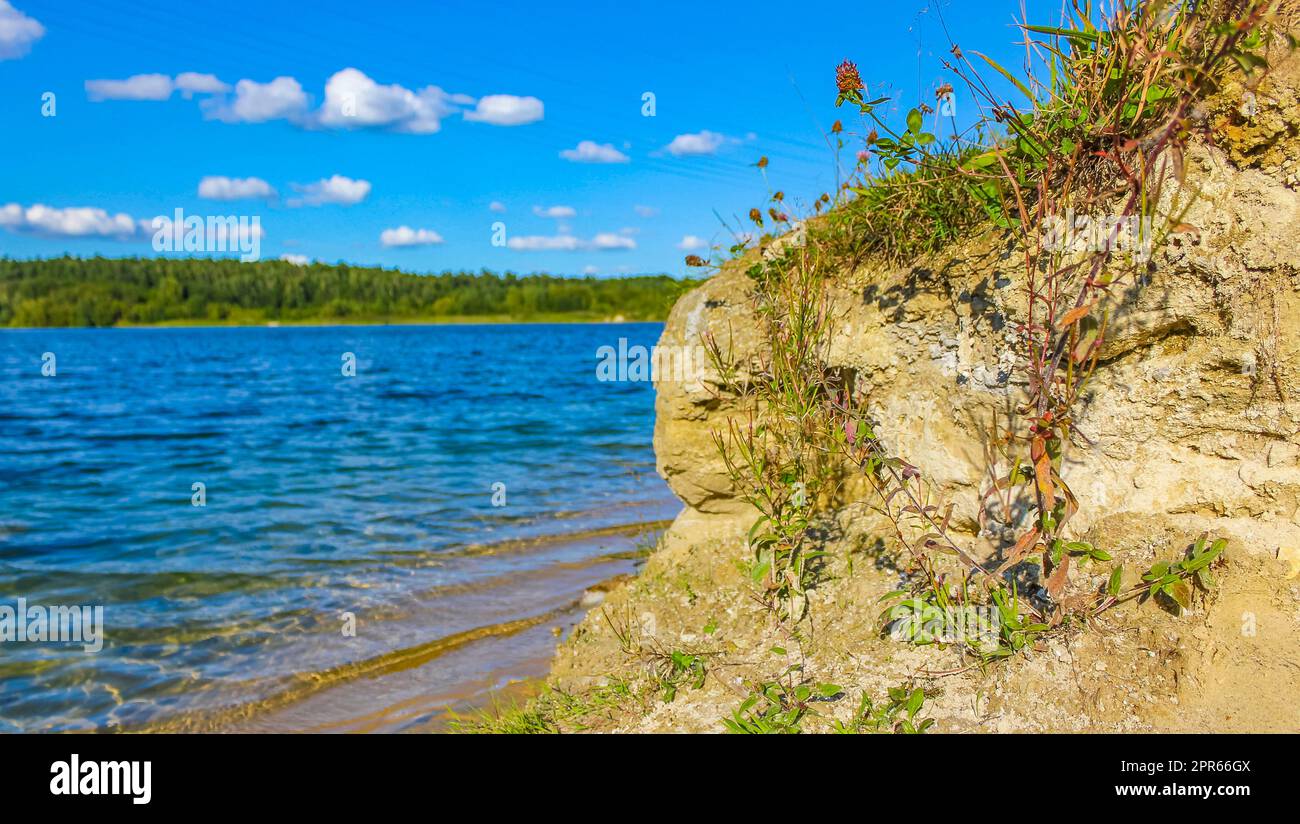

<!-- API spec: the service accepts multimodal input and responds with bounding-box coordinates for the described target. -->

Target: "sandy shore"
[132,520,672,733]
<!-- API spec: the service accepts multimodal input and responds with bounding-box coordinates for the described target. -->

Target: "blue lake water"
[0,323,679,732]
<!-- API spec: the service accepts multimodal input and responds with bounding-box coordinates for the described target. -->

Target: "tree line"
[0,256,701,327]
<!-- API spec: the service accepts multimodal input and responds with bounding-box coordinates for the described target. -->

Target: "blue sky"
[0,0,1056,278]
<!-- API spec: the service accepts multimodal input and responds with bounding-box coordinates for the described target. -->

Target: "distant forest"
[0,256,702,327]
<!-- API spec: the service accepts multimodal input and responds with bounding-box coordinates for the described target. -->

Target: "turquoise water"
[0,323,678,731]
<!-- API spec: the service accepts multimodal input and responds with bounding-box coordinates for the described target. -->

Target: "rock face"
[654,53,1300,570]
[546,26,1300,733]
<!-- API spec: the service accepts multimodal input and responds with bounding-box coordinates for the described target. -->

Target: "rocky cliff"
[543,22,1300,733]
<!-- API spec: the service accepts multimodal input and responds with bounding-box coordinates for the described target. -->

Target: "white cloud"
[207,76,309,123]
[532,205,576,219]
[633,205,659,218]
[559,140,629,164]
[507,232,635,252]
[86,73,174,102]
[677,234,708,251]
[79,65,545,136]
[464,94,543,126]
[317,68,468,134]
[0,202,140,238]
[590,232,636,250]
[280,253,310,265]
[86,72,231,102]
[175,72,230,97]
[380,226,444,247]
[582,265,600,275]
[198,176,276,200]
[664,130,727,157]
[287,175,371,207]
[489,201,507,213]
[0,1,43,60]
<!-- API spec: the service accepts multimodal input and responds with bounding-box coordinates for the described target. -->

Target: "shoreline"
[0,315,667,332]
[122,519,674,734]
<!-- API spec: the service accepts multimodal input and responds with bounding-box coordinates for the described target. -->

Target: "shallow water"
[0,322,679,731]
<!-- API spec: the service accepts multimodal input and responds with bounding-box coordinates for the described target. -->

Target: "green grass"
[449,680,636,734]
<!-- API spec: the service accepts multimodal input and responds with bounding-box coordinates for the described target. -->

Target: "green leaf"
[1143,561,1170,581]
[1144,85,1171,104]
[905,688,924,717]
[972,50,1035,102]
[1231,51,1269,75]
[906,108,923,134]
[962,150,1001,171]
[1107,566,1123,597]
[1022,23,1101,45]
[1196,567,1215,591]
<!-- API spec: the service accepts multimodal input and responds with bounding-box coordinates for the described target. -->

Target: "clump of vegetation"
[449,680,636,734]
[832,684,935,735]
[697,0,1281,720]
[0,256,700,327]
[1134,533,1227,613]
[722,676,843,734]
[602,608,718,703]
[723,670,934,734]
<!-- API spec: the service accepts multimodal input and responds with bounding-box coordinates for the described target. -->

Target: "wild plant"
[699,0,1276,662]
